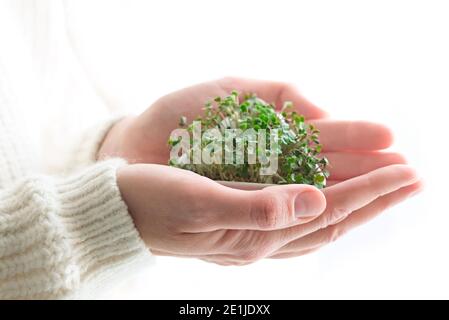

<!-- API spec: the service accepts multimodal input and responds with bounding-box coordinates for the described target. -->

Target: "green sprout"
[168,91,330,188]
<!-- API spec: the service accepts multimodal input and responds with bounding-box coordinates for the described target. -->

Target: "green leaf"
[314,174,325,184]
[168,136,181,147]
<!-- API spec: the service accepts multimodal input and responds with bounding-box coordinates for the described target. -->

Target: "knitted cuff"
[0,159,152,299]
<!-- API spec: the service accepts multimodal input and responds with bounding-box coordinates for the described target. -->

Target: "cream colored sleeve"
[64,116,125,170]
[0,159,152,300]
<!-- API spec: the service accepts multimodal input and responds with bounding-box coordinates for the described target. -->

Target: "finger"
[218,151,407,189]
[218,77,328,119]
[138,164,323,236]
[202,173,419,261]
[150,248,229,259]
[279,164,419,244]
[217,158,410,234]
[125,164,323,256]
[217,181,272,190]
[196,245,320,263]
[322,164,419,223]
[324,151,407,180]
[268,248,320,259]
[150,249,194,258]
[200,183,327,231]
[312,120,394,151]
[220,180,340,188]
[326,180,342,187]
[274,181,423,255]
[200,257,251,267]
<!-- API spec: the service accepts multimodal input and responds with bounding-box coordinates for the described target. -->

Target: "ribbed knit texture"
[0,1,152,299]
[0,160,151,300]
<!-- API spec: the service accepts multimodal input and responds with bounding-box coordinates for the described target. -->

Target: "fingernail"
[295,191,324,218]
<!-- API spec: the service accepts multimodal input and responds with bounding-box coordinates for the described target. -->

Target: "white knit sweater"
[0,1,152,299]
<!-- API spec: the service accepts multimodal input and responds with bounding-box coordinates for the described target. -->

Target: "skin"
[100,77,422,266]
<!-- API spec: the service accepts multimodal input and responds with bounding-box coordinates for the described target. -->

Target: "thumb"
[204,183,326,231]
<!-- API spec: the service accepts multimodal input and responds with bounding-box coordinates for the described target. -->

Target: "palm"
[128,77,404,184]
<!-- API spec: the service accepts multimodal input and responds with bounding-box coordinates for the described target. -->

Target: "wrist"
[116,165,149,247]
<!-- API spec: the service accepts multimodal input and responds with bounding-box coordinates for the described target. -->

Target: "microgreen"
[168,91,330,188]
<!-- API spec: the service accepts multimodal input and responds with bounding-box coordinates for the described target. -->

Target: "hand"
[99,77,405,185]
[107,77,421,264]
[117,163,421,265]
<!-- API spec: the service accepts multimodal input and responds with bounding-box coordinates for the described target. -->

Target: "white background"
[65,0,448,299]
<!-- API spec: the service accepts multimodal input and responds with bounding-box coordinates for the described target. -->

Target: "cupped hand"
[99,77,405,184]
[107,77,421,264]
[117,163,421,265]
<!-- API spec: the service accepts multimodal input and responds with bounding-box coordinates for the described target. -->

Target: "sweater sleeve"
[0,158,152,300]
[63,116,125,171]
